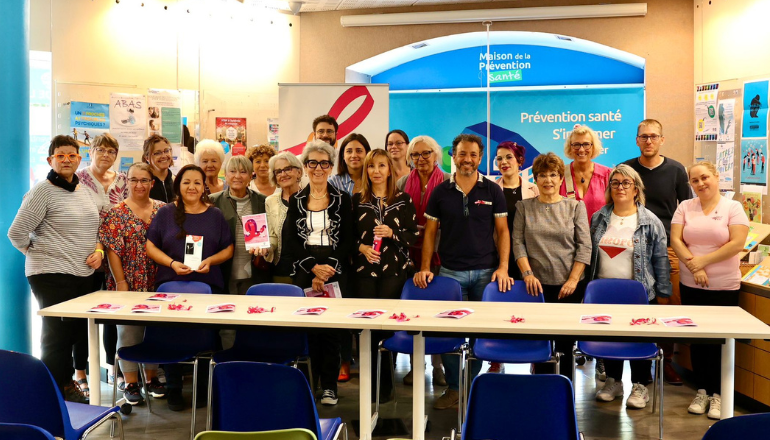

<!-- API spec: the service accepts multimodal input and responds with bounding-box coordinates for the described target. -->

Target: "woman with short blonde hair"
[559,125,612,223]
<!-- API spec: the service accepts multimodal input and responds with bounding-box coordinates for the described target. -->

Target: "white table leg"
[359,329,372,440]
[88,318,101,406]
[413,332,425,440]
[721,338,735,419]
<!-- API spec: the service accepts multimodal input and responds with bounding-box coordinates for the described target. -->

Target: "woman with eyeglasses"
[248,144,279,196]
[99,162,167,406]
[195,140,226,196]
[386,129,411,183]
[282,140,354,406]
[142,134,175,203]
[559,125,612,224]
[512,152,591,381]
[329,133,371,196]
[265,151,304,284]
[9,135,103,404]
[588,164,670,409]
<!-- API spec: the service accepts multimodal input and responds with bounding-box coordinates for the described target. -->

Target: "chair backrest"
[246,283,304,297]
[157,280,213,294]
[0,350,73,440]
[211,362,322,438]
[463,374,579,440]
[701,413,770,439]
[401,276,462,301]
[584,279,648,305]
[0,423,57,440]
[195,428,317,440]
[481,281,544,303]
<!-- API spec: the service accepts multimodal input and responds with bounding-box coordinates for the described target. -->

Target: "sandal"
[75,378,90,398]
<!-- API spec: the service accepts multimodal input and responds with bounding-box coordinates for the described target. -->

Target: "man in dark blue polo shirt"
[414,133,512,409]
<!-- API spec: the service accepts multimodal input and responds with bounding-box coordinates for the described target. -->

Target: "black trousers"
[28,273,97,389]
[532,282,585,382]
[680,283,739,395]
[603,298,656,385]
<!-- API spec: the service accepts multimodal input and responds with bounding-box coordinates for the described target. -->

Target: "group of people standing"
[8,116,748,421]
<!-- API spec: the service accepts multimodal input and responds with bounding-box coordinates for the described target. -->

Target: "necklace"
[310,190,327,200]
[581,177,585,184]
[613,211,636,225]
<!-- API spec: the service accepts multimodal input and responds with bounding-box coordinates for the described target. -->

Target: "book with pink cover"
[243,213,270,250]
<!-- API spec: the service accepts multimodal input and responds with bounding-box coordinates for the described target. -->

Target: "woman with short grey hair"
[265,152,304,283]
[300,140,337,166]
[195,139,226,195]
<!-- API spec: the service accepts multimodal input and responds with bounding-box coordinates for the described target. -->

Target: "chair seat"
[65,402,118,438]
[118,343,204,364]
[213,348,298,365]
[577,341,659,361]
[382,331,464,355]
[319,417,342,440]
[472,338,552,364]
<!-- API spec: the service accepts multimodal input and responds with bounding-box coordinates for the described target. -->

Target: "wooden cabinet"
[737,287,770,406]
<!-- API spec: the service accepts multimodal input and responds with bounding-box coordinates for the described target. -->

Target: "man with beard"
[414,133,512,409]
[312,114,338,148]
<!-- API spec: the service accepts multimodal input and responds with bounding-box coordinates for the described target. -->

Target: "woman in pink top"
[559,125,612,224]
[671,161,749,420]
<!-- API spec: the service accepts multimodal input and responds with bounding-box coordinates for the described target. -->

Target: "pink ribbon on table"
[630,318,657,326]
[168,303,192,311]
[389,312,418,322]
[247,306,276,314]
[508,315,525,324]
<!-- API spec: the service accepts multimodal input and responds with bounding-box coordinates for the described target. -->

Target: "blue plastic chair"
[572,279,663,437]
[114,280,217,440]
[0,423,57,440]
[376,277,467,433]
[0,350,124,440]
[209,362,346,440]
[459,373,582,440]
[702,412,770,439]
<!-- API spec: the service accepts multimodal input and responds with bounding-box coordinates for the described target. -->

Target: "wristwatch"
[522,270,534,277]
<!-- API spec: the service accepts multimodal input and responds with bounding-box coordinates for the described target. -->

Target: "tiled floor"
[89,357,752,440]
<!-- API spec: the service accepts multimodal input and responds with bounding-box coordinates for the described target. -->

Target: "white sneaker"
[626,383,650,409]
[595,359,607,382]
[596,377,624,402]
[707,394,721,419]
[321,389,338,405]
[688,389,709,414]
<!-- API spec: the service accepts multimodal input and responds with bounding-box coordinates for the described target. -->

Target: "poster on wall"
[147,89,182,144]
[267,118,279,151]
[718,98,735,142]
[695,83,719,141]
[109,93,146,151]
[743,192,763,223]
[740,138,768,193]
[716,141,734,190]
[70,101,109,167]
[215,117,247,156]
[742,80,769,139]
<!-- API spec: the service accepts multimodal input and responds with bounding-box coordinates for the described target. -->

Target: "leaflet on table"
[242,213,270,250]
[147,293,180,301]
[294,307,327,315]
[435,308,474,319]
[88,304,124,313]
[349,310,386,319]
[131,304,161,313]
[184,235,203,269]
[580,315,612,324]
[661,317,697,327]
[207,303,236,313]
[304,282,342,298]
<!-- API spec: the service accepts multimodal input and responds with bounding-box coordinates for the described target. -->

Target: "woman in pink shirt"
[671,161,749,420]
[559,125,612,224]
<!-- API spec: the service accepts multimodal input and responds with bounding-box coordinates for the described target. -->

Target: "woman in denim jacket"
[588,164,671,410]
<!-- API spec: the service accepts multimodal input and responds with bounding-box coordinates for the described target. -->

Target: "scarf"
[47,169,79,192]
[404,166,445,226]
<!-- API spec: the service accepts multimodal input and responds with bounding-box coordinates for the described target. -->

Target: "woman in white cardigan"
[265,151,304,283]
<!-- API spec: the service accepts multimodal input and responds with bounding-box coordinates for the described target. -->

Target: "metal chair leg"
[207,359,215,431]
[111,354,119,438]
[138,367,153,414]
[571,347,579,398]
[658,349,664,440]
[190,358,199,440]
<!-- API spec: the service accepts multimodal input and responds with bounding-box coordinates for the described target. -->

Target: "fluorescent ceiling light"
[340,3,647,27]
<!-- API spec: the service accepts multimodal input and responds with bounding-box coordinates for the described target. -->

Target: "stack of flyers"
[580,315,612,324]
[184,235,204,269]
[207,304,236,313]
[147,293,180,301]
[349,310,386,319]
[243,213,270,250]
[294,307,327,315]
[661,317,697,327]
[88,304,124,313]
[435,309,474,319]
[131,304,161,313]
[304,282,342,298]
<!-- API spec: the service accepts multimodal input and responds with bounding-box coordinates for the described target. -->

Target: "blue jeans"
[438,267,495,391]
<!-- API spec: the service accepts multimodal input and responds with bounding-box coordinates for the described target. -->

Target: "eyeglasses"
[610,180,634,189]
[409,151,433,161]
[305,160,333,170]
[315,129,335,136]
[152,148,172,157]
[128,178,152,185]
[637,134,662,142]
[93,147,117,157]
[51,153,80,162]
[274,166,298,176]
[570,142,593,150]
[387,141,407,148]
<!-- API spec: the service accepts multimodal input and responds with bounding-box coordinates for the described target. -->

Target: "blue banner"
[743,80,769,139]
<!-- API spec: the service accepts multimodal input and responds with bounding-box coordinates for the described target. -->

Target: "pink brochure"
[435,309,474,319]
[661,316,697,327]
[88,303,124,313]
[580,315,612,324]
[147,293,180,301]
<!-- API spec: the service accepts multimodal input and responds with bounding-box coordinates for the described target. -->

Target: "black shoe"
[147,377,167,398]
[167,388,184,411]
[62,381,89,404]
[124,383,145,405]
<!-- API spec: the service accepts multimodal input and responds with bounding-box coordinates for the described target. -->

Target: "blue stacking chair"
[0,350,124,440]
[457,373,582,440]
[114,280,217,440]
[572,279,664,438]
[209,362,346,440]
[0,423,57,440]
[375,276,467,434]
[702,412,770,439]
[464,282,559,400]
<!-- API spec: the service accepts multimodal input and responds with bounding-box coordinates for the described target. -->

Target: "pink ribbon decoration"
[508,316,525,323]
[389,312,418,322]
[168,303,192,311]
[247,306,276,314]
[630,318,658,326]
